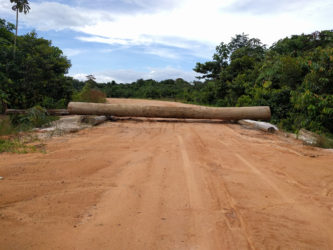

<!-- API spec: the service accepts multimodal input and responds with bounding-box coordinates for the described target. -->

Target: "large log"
[68,102,271,121]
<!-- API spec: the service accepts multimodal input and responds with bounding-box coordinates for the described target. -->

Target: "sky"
[0,0,332,83]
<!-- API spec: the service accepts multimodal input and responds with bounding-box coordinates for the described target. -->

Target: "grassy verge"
[0,115,19,136]
[317,135,333,149]
[0,106,54,154]
[0,138,38,154]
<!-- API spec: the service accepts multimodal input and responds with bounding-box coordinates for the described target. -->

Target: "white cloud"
[71,67,199,83]
[0,1,11,10]
[71,73,87,82]
[2,0,332,46]
[224,0,330,14]
[77,36,181,59]
[62,48,84,57]
[76,36,135,46]
[70,0,180,14]
[77,35,213,59]
[2,0,332,55]
[142,67,197,81]
[20,2,112,31]
[144,48,180,59]
[67,0,333,51]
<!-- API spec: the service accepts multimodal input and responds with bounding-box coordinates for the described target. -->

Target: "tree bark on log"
[68,102,271,121]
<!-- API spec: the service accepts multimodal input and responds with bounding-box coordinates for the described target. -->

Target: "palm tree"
[10,0,30,57]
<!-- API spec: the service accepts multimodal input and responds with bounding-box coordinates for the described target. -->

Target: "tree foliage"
[0,19,73,110]
[192,32,333,135]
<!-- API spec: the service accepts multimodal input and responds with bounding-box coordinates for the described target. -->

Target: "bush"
[0,139,36,154]
[236,95,253,107]
[73,83,106,103]
[40,97,67,109]
[10,106,57,129]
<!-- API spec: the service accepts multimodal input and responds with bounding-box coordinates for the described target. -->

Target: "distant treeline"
[0,18,332,136]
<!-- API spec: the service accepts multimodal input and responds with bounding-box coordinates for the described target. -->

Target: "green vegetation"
[97,78,191,100]
[72,76,106,103]
[189,32,333,137]
[0,138,36,154]
[0,114,42,154]
[0,106,57,137]
[0,18,73,110]
[0,116,17,135]
[317,136,333,149]
[10,106,58,128]
[0,108,51,153]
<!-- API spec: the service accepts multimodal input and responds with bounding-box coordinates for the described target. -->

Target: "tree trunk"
[14,8,18,58]
[68,102,271,121]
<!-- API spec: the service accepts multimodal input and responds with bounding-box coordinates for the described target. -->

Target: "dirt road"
[1,99,333,249]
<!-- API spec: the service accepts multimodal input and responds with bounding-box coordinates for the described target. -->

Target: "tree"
[1,19,73,109]
[193,34,266,81]
[85,74,98,89]
[86,74,96,82]
[193,42,229,80]
[0,19,15,112]
[10,0,30,57]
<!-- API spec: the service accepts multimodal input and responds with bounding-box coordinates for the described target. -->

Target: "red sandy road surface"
[1,98,333,250]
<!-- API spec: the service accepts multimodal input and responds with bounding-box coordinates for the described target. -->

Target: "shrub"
[10,106,57,129]
[40,97,67,109]
[73,83,106,103]
[0,138,38,154]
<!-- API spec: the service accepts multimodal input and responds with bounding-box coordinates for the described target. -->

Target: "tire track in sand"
[177,135,207,249]
[178,133,256,250]
[187,127,256,250]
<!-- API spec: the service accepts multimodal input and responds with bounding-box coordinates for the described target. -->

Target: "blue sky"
[0,0,332,83]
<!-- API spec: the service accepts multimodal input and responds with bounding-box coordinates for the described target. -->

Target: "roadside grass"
[0,138,38,154]
[0,117,43,154]
[317,135,333,149]
[10,106,58,129]
[0,106,54,154]
[0,116,19,136]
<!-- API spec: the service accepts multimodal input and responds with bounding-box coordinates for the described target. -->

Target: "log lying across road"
[68,102,271,121]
